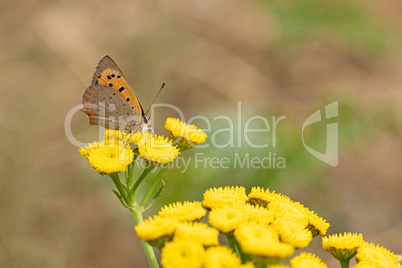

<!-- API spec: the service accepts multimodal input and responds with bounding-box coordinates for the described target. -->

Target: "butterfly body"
[81,55,150,135]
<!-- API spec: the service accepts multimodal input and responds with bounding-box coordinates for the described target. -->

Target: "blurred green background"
[1,0,402,267]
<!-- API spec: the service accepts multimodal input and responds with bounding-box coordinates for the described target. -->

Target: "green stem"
[340,260,350,268]
[233,237,247,263]
[110,173,131,206]
[132,202,159,268]
[140,166,168,207]
[225,233,239,255]
[132,164,155,194]
[126,161,135,187]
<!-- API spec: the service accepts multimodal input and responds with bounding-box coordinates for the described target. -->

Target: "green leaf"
[143,179,165,211]
[112,189,129,208]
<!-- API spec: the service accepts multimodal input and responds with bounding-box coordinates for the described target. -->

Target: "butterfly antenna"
[146,81,166,115]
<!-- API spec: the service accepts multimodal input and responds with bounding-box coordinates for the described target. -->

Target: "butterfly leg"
[119,131,133,153]
[140,130,147,152]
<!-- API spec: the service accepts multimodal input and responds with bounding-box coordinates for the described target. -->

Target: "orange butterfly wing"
[91,55,144,117]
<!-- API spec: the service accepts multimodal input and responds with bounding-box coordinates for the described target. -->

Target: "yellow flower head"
[302,208,330,237]
[203,186,248,210]
[322,232,364,262]
[234,223,294,260]
[356,243,398,268]
[159,201,206,222]
[272,217,312,249]
[234,223,279,245]
[290,252,328,268]
[161,240,205,268]
[137,132,180,164]
[134,216,177,242]
[79,140,134,174]
[268,200,309,228]
[354,262,378,268]
[174,222,219,247]
[204,246,242,268]
[104,129,145,144]
[79,140,101,157]
[104,129,126,142]
[209,207,245,233]
[243,203,275,226]
[248,187,291,207]
[165,118,207,151]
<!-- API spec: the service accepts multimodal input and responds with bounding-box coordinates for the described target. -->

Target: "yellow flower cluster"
[355,243,399,268]
[79,140,134,174]
[135,186,335,267]
[322,233,398,267]
[134,186,398,268]
[80,118,207,174]
[165,117,208,151]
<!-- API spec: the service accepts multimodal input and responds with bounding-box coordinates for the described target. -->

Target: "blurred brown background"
[1,0,402,267]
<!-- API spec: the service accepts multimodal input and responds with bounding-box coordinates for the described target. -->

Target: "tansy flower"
[79,140,134,174]
[234,223,294,260]
[134,216,177,247]
[268,265,290,268]
[268,200,309,228]
[356,243,398,268]
[248,187,291,207]
[137,133,180,164]
[104,129,144,145]
[290,252,328,268]
[234,223,279,245]
[161,240,205,268]
[354,262,380,268]
[79,140,102,157]
[272,217,313,249]
[174,222,219,247]
[165,117,207,151]
[104,129,127,141]
[204,246,242,268]
[243,203,274,226]
[322,232,364,262]
[302,208,330,237]
[159,201,206,222]
[203,186,248,210]
[209,207,245,233]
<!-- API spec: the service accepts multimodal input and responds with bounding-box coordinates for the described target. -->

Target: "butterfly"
[81,55,164,141]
